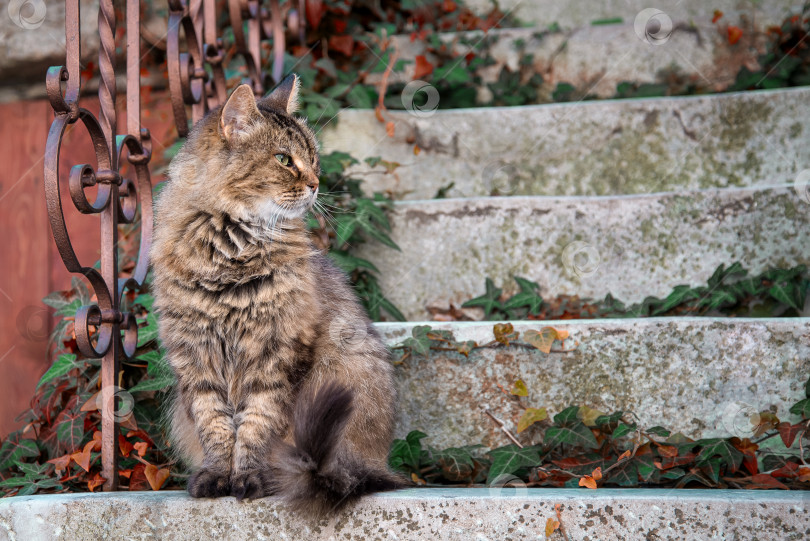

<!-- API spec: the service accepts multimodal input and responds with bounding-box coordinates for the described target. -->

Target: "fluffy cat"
[150,74,401,515]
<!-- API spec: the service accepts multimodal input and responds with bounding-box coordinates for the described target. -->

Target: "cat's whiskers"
[313,201,339,232]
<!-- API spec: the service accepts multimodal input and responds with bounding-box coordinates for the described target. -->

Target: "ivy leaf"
[455,340,476,357]
[646,426,671,438]
[327,250,380,274]
[595,412,624,427]
[606,460,639,487]
[695,439,743,473]
[768,281,804,310]
[486,444,540,484]
[503,276,543,314]
[37,354,79,389]
[137,312,159,347]
[54,410,87,453]
[0,432,40,470]
[544,423,600,450]
[546,408,599,448]
[578,406,605,427]
[524,327,569,353]
[612,423,637,439]
[400,325,432,356]
[435,447,474,482]
[510,380,528,397]
[650,285,702,316]
[494,323,519,345]
[462,278,503,317]
[790,398,810,419]
[553,406,581,426]
[389,430,427,472]
[517,408,547,433]
[129,375,175,393]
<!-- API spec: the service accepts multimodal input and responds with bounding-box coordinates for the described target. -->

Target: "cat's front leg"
[173,352,237,497]
[229,366,293,499]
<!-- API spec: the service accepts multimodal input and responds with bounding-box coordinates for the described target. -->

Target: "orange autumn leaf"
[545,517,560,537]
[47,454,72,474]
[728,26,743,45]
[658,445,678,458]
[80,392,100,412]
[119,434,134,458]
[71,440,97,473]
[618,450,632,461]
[442,0,457,13]
[413,55,435,80]
[90,430,103,452]
[748,473,788,490]
[712,10,723,23]
[798,467,810,482]
[524,327,568,353]
[144,464,171,491]
[411,472,427,486]
[386,121,395,137]
[591,467,602,481]
[129,463,149,491]
[777,422,804,448]
[328,34,354,56]
[126,429,155,446]
[579,475,597,489]
[118,468,133,479]
[133,441,149,457]
[87,472,106,492]
[413,144,421,155]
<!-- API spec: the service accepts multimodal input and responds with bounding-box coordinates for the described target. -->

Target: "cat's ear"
[259,73,301,115]
[220,84,261,142]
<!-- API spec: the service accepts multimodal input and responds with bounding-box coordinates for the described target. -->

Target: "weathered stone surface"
[0,488,806,540]
[321,87,810,200]
[354,185,810,320]
[361,22,764,105]
[464,0,796,30]
[379,319,810,448]
[0,0,99,94]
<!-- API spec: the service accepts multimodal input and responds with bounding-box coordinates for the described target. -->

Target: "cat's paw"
[230,469,274,500]
[187,467,231,498]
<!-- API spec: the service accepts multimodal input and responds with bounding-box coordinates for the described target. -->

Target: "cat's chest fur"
[159,209,321,358]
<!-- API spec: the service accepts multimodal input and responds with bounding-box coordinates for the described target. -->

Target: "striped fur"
[150,75,401,513]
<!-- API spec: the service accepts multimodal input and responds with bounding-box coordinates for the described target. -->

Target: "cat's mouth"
[257,192,315,222]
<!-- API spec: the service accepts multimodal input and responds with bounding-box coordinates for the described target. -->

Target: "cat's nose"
[306,175,319,192]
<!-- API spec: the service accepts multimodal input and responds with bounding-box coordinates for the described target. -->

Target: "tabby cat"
[150,74,401,514]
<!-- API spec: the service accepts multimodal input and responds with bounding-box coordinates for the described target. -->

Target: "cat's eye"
[274,153,292,167]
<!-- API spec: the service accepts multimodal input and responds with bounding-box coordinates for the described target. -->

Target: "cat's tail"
[270,382,403,516]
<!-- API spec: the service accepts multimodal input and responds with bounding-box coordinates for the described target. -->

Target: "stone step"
[378,318,809,449]
[465,0,796,30]
[363,20,764,102]
[321,87,810,200]
[352,185,809,321]
[0,489,805,540]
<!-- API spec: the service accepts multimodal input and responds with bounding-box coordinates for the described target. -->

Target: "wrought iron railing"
[44,0,301,490]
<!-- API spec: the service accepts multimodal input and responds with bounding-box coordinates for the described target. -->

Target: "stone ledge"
[321,87,810,200]
[0,488,806,540]
[463,0,797,30]
[354,185,810,320]
[379,318,810,448]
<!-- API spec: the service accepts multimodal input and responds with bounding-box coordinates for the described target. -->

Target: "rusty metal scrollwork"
[167,0,302,136]
[44,0,153,491]
[45,0,303,493]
